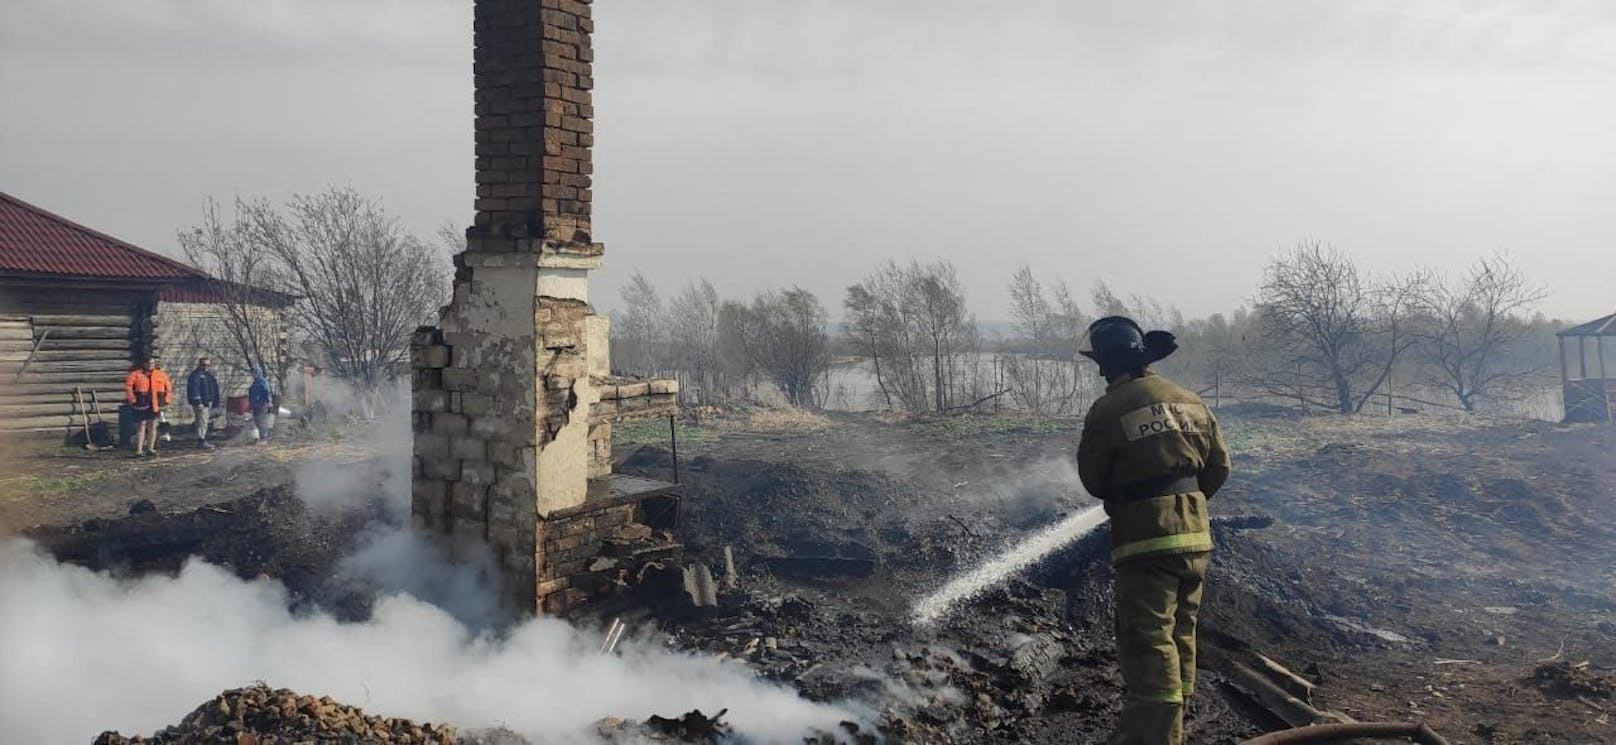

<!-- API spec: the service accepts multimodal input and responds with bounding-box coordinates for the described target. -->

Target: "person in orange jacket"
[125,356,173,457]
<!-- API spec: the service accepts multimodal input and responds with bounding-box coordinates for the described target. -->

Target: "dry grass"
[1219,407,1543,459]
[612,405,835,449]
[716,406,833,433]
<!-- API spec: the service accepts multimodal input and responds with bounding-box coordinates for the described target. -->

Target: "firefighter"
[1075,316,1231,745]
[124,356,174,457]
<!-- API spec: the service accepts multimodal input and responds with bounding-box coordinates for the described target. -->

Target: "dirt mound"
[1528,662,1616,702]
[92,685,458,744]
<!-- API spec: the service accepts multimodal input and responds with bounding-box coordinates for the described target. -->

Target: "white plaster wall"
[584,315,610,378]
[535,318,600,514]
[444,265,539,392]
[535,382,595,513]
[537,267,590,302]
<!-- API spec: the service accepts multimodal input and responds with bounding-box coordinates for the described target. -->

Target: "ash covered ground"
[2,410,1614,743]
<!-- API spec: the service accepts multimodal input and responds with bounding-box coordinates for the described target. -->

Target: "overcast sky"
[3,1,1613,322]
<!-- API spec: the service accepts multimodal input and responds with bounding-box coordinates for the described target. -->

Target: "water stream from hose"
[910,504,1109,626]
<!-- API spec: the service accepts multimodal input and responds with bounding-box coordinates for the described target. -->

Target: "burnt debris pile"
[92,686,458,745]
[1529,661,1616,703]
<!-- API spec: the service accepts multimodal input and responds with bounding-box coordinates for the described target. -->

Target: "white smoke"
[333,526,508,631]
[289,378,414,520]
[0,539,851,744]
[963,455,1087,520]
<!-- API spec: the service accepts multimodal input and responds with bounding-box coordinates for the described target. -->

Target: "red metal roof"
[0,191,206,281]
[158,277,298,308]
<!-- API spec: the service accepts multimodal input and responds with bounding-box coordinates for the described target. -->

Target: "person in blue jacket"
[185,357,222,450]
[248,369,275,443]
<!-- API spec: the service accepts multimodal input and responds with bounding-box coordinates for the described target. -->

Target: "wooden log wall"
[0,287,150,433]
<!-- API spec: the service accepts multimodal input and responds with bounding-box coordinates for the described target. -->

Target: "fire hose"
[1239,722,1450,745]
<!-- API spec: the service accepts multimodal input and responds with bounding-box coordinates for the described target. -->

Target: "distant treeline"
[610,243,1571,417]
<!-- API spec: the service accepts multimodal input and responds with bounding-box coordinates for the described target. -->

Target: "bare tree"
[1091,280,1131,319]
[736,288,830,408]
[613,270,666,376]
[913,264,979,410]
[1049,280,1099,409]
[843,261,982,412]
[1004,266,1077,415]
[715,299,757,394]
[1187,311,1246,408]
[1255,242,1376,413]
[667,277,725,403]
[241,187,449,398]
[1352,269,1436,413]
[844,262,928,410]
[176,197,293,390]
[1419,255,1546,412]
[843,281,895,408]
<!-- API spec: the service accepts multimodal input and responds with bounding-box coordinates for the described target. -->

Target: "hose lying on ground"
[1239,721,1450,745]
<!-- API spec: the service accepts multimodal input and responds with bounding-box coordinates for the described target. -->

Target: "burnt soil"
[5,411,1616,743]
[611,412,1616,744]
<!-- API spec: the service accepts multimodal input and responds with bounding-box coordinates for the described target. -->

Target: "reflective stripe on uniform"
[1130,689,1185,705]
[1111,531,1213,562]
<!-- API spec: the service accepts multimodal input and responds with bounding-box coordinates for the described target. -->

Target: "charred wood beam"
[1228,662,1331,728]
[1240,722,1449,745]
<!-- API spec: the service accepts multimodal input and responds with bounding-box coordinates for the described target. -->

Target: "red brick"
[541,10,577,29]
[539,39,578,58]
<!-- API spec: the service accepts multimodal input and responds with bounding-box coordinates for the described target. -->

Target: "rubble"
[92,685,458,744]
[1528,661,1616,701]
[639,709,731,742]
[655,573,1128,742]
[91,686,773,745]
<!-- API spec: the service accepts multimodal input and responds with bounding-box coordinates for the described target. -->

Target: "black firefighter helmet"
[1080,315,1178,369]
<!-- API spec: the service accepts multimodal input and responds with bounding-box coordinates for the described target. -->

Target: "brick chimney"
[410,0,615,615]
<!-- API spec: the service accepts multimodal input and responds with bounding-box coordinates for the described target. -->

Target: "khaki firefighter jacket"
[1077,369,1231,563]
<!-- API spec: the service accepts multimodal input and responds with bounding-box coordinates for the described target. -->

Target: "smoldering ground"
[0,386,856,744]
[0,541,852,744]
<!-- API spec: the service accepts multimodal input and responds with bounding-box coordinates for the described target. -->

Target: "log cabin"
[0,191,293,434]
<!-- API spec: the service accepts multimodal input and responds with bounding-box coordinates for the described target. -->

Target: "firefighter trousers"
[1109,550,1211,745]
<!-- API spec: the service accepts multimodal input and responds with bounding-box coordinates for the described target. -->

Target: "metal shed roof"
[1557,312,1616,338]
